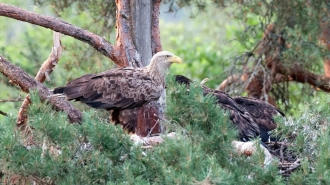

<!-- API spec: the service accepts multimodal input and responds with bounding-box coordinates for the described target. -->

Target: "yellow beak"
[170,56,182,64]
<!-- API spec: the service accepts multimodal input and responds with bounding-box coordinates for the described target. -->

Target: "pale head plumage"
[146,51,182,86]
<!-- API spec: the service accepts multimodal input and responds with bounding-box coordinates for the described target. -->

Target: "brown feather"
[174,75,284,142]
[53,51,181,132]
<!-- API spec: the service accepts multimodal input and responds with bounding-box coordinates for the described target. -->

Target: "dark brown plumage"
[174,75,284,142]
[54,51,181,131]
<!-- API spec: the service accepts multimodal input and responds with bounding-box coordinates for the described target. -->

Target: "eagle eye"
[166,55,171,58]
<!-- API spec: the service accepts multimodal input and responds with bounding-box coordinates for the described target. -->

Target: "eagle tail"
[53,87,66,94]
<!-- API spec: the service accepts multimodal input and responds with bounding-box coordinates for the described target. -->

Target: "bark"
[115,0,140,67]
[324,59,330,77]
[0,55,82,123]
[17,32,63,130]
[320,20,330,77]
[151,0,163,54]
[0,3,128,67]
[129,0,163,136]
[131,0,152,66]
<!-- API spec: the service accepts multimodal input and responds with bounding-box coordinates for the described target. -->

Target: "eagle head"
[147,51,182,85]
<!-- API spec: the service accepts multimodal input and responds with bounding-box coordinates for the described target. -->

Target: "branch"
[218,73,293,91]
[267,58,330,92]
[0,109,7,116]
[151,0,163,54]
[130,132,177,146]
[0,55,82,123]
[17,32,63,129]
[0,3,127,67]
[0,96,23,102]
[218,74,247,91]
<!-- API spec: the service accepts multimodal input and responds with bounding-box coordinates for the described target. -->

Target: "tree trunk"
[131,0,163,136]
[113,0,163,136]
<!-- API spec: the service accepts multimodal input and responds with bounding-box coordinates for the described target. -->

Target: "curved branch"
[218,74,247,91]
[0,55,82,123]
[0,3,127,67]
[267,58,330,92]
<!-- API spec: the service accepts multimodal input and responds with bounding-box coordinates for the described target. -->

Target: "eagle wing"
[174,75,283,142]
[54,68,163,110]
[233,96,284,131]
[209,90,261,141]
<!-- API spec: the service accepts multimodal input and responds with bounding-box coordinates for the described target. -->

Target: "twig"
[0,109,7,116]
[17,32,63,131]
[279,159,301,176]
[280,142,284,163]
[0,96,23,102]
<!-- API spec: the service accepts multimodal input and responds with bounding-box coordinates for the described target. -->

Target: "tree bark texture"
[132,0,163,136]
[115,0,141,67]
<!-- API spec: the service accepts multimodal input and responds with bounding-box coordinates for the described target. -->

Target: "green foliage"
[0,81,285,184]
[1,0,330,183]
[0,0,114,122]
[161,7,248,89]
[33,0,116,34]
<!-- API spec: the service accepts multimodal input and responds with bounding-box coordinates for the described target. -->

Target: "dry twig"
[0,55,83,123]
[0,96,23,103]
[17,32,63,131]
[0,109,7,116]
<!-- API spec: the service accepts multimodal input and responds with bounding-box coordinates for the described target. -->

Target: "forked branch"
[17,32,63,130]
[0,55,82,123]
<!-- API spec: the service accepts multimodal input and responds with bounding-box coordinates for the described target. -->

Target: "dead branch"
[0,55,82,123]
[0,96,23,102]
[151,0,163,54]
[279,159,301,177]
[16,32,63,130]
[0,3,128,67]
[218,74,247,91]
[218,73,293,91]
[130,132,177,146]
[267,58,330,92]
[0,109,7,116]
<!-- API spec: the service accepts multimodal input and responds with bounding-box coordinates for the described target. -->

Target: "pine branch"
[0,3,127,67]
[0,55,83,123]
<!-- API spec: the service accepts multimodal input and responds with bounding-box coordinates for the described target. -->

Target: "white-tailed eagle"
[53,51,182,131]
[174,75,284,142]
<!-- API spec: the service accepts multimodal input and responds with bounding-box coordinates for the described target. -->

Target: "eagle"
[53,51,182,130]
[174,75,284,142]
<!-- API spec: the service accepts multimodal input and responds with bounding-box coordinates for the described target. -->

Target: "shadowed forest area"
[1,0,330,184]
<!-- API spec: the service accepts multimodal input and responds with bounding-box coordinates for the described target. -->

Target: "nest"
[266,141,300,177]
